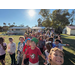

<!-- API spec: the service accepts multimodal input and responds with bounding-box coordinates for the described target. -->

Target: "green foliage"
[39,9,75,34]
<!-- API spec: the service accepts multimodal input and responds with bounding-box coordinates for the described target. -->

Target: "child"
[51,33,55,42]
[17,36,25,65]
[58,35,62,43]
[38,35,45,53]
[23,38,31,64]
[43,35,47,42]
[54,39,69,50]
[22,37,47,65]
[24,33,28,44]
[0,37,7,65]
[48,37,56,48]
[43,41,52,64]
[48,47,64,65]
[29,33,32,39]
[46,30,50,37]
[7,38,16,65]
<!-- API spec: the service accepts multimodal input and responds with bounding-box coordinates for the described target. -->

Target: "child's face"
[27,40,31,45]
[49,39,53,43]
[40,37,42,40]
[46,44,52,52]
[50,50,64,65]
[30,41,36,49]
[9,39,13,42]
[19,38,24,42]
[55,41,59,44]
[58,36,60,39]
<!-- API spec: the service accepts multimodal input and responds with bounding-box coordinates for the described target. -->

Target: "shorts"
[29,61,39,65]
[0,54,6,60]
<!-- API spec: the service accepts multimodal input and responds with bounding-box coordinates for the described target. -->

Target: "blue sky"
[0,9,74,28]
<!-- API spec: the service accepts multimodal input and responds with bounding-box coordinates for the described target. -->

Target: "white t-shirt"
[19,43,23,52]
[7,42,16,53]
[0,43,7,56]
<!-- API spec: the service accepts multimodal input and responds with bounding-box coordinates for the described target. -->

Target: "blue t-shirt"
[52,43,56,48]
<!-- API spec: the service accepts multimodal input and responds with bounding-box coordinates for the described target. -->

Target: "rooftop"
[9,27,28,29]
[32,27,45,29]
[67,26,75,29]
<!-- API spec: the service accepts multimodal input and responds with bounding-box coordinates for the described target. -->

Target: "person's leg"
[1,54,6,65]
[10,54,13,65]
[17,53,20,64]
[20,54,23,65]
[12,53,16,65]
[24,58,29,65]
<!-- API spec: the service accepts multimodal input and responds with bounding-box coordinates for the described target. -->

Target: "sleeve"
[43,52,46,58]
[60,43,66,46]
[37,48,42,55]
[3,43,7,46]
[7,44,9,52]
[17,42,20,51]
[14,43,16,51]
[23,45,25,52]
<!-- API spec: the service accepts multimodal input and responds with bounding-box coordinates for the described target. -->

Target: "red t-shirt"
[25,47,42,63]
[23,44,30,58]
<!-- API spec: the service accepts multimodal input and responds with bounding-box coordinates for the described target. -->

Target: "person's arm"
[17,42,21,54]
[22,45,25,55]
[22,54,26,65]
[14,43,16,51]
[41,54,47,63]
[1,43,7,50]
[60,43,69,46]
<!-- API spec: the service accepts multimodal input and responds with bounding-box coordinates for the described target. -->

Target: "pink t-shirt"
[0,43,7,56]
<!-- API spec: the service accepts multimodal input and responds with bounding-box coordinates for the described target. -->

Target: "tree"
[39,9,73,34]
[3,23,6,26]
[42,18,52,27]
[51,9,70,28]
[50,9,70,34]
[19,24,24,27]
[13,22,15,25]
[3,23,8,32]
[39,9,50,20]
[39,9,52,27]
[0,26,3,32]
[35,25,38,27]
[37,18,42,27]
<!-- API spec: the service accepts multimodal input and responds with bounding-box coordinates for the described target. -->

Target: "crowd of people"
[0,30,69,65]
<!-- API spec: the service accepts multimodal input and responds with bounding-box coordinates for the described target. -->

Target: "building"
[62,26,75,35]
[31,27,45,33]
[7,27,31,35]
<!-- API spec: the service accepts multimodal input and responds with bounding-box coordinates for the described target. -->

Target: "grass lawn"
[0,34,75,65]
[61,34,75,65]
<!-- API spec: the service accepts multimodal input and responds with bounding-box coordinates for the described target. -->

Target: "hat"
[31,37,38,44]
[46,41,51,45]
[25,38,31,42]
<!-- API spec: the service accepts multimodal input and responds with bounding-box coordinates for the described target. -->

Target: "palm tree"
[3,22,6,34]
[3,22,6,26]
[13,22,15,25]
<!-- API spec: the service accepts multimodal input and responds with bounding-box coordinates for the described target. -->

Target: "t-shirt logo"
[25,49,27,51]
[30,54,35,59]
